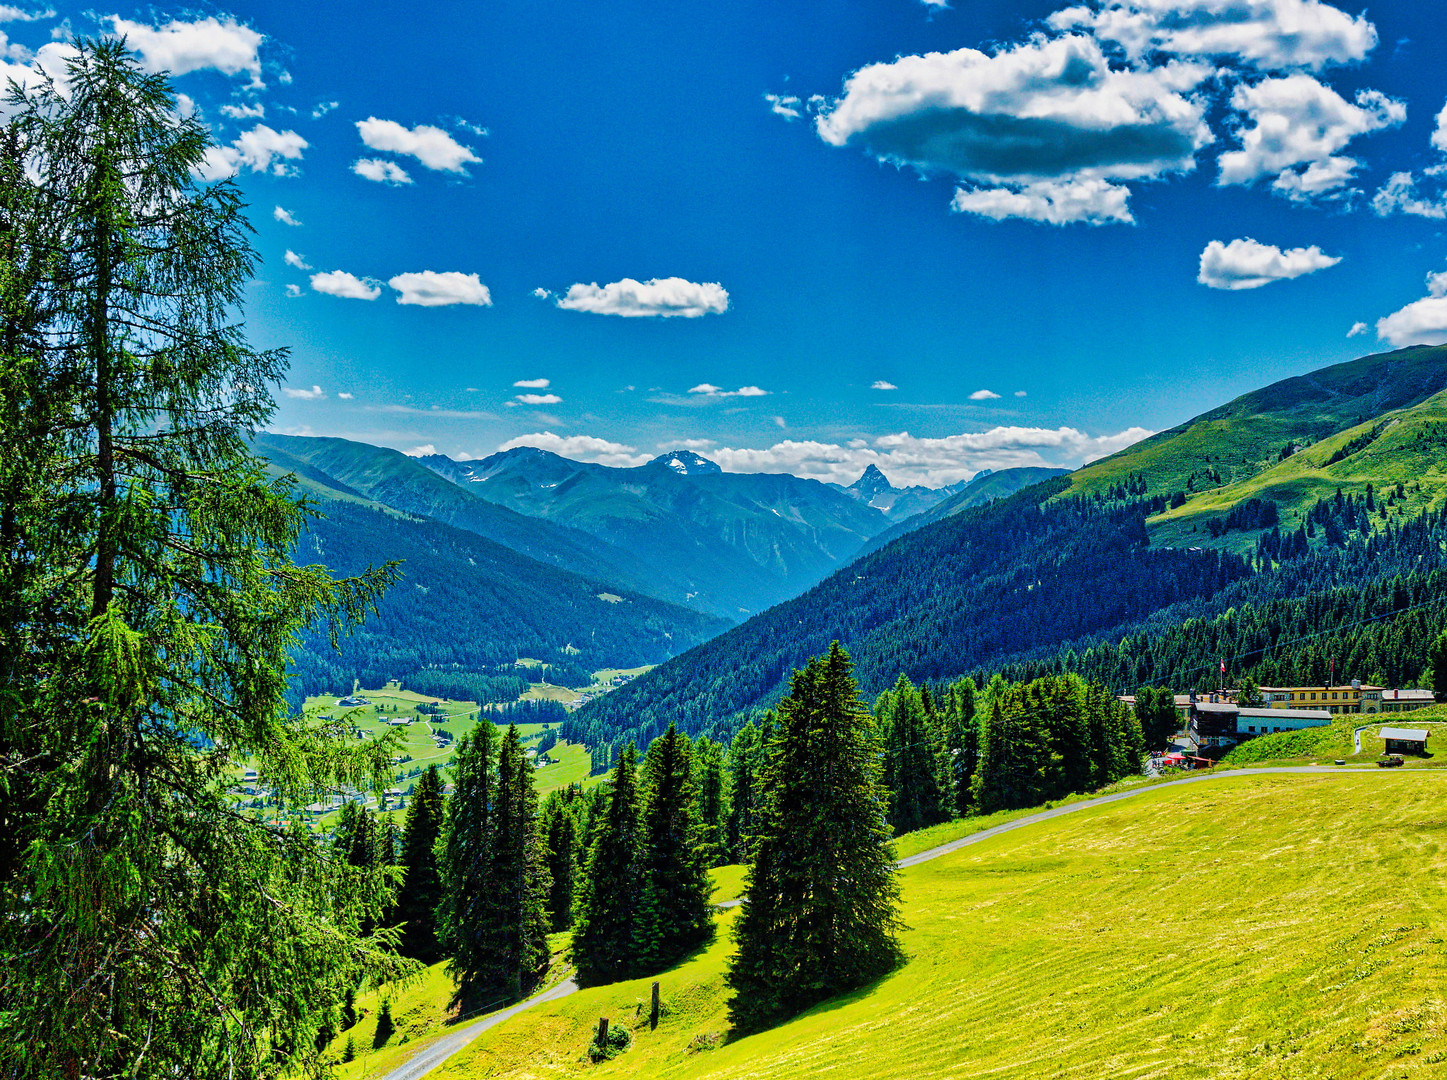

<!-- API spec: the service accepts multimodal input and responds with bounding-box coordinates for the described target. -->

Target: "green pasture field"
[399,771,1447,1080]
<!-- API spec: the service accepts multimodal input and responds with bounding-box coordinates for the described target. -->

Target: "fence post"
[597,1016,609,1048]
[650,982,660,1029]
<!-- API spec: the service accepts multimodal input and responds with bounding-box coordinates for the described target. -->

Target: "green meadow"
[347,771,1447,1080]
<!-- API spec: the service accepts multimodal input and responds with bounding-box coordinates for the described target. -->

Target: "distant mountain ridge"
[830,464,967,521]
[568,344,1447,751]
[249,447,728,705]
[418,446,891,617]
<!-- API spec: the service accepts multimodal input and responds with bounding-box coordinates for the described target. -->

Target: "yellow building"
[1257,685,1436,716]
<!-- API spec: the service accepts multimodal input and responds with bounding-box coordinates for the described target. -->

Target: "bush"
[587,1024,632,1062]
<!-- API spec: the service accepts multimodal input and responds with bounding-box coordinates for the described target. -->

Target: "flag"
[1219,659,1226,675]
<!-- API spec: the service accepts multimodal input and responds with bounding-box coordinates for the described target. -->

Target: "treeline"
[568,479,1248,750]
[1001,499,1447,692]
[286,500,726,708]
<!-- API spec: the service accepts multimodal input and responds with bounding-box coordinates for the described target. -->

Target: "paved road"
[378,764,1432,1079]
[373,978,578,1080]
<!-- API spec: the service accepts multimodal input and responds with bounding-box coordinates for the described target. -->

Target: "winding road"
[377,764,1434,1080]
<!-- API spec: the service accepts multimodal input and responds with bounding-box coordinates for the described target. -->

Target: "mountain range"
[254,432,1054,700]
[568,344,1447,752]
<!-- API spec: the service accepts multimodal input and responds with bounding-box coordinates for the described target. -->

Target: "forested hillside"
[567,481,1247,749]
[286,496,727,705]
[420,446,889,617]
[254,434,672,604]
[569,346,1447,753]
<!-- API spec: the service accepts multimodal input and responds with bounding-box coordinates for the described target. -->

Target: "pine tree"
[724,718,762,862]
[692,735,729,867]
[1429,632,1447,703]
[877,674,946,835]
[0,40,408,1079]
[396,765,445,963]
[490,724,552,997]
[438,723,497,1006]
[633,723,715,971]
[542,791,581,932]
[727,643,902,1033]
[571,743,644,985]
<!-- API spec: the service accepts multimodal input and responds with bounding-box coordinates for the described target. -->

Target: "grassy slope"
[1067,344,1447,503]
[1151,388,1447,551]
[429,773,1447,1079]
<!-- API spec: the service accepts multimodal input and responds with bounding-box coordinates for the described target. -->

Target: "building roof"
[1387,689,1436,701]
[1193,702,1238,715]
[1380,727,1430,741]
[1239,707,1331,720]
[1258,685,1384,693]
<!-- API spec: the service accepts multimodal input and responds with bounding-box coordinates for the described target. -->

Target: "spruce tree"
[542,791,581,932]
[1429,632,1447,702]
[571,743,644,985]
[490,724,552,997]
[727,643,902,1032]
[633,723,715,971]
[0,40,408,1079]
[724,718,761,862]
[878,674,946,835]
[693,735,729,867]
[438,723,497,1005]
[396,765,445,963]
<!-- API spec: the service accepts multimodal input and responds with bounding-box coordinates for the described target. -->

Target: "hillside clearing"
[423,771,1447,1080]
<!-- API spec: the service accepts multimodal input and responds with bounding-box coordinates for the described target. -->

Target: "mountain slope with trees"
[568,346,1447,752]
[284,493,727,703]
[420,447,890,617]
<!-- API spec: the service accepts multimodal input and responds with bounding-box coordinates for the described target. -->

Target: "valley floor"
[365,767,1447,1080]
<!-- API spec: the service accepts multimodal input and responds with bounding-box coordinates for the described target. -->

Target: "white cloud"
[1434,100,1447,155]
[516,393,563,405]
[969,389,1002,400]
[310,270,381,301]
[312,100,339,120]
[688,384,770,398]
[404,444,438,458]
[195,124,308,181]
[1371,172,1447,220]
[1047,0,1377,72]
[871,380,898,390]
[952,178,1134,225]
[0,7,56,22]
[556,277,729,318]
[1196,237,1340,289]
[388,271,491,307]
[283,249,310,270]
[110,16,265,85]
[353,158,413,185]
[1375,267,1447,347]
[220,100,264,120]
[1347,321,1367,336]
[1014,390,1028,397]
[692,425,1154,486]
[765,93,802,120]
[356,117,481,173]
[284,284,302,298]
[281,384,326,400]
[1217,76,1404,199]
[337,392,355,400]
[514,378,551,389]
[814,34,1212,223]
[531,287,551,299]
[274,205,300,226]
[498,432,650,468]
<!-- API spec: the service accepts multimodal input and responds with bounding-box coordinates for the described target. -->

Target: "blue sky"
[5,0,1447,485]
